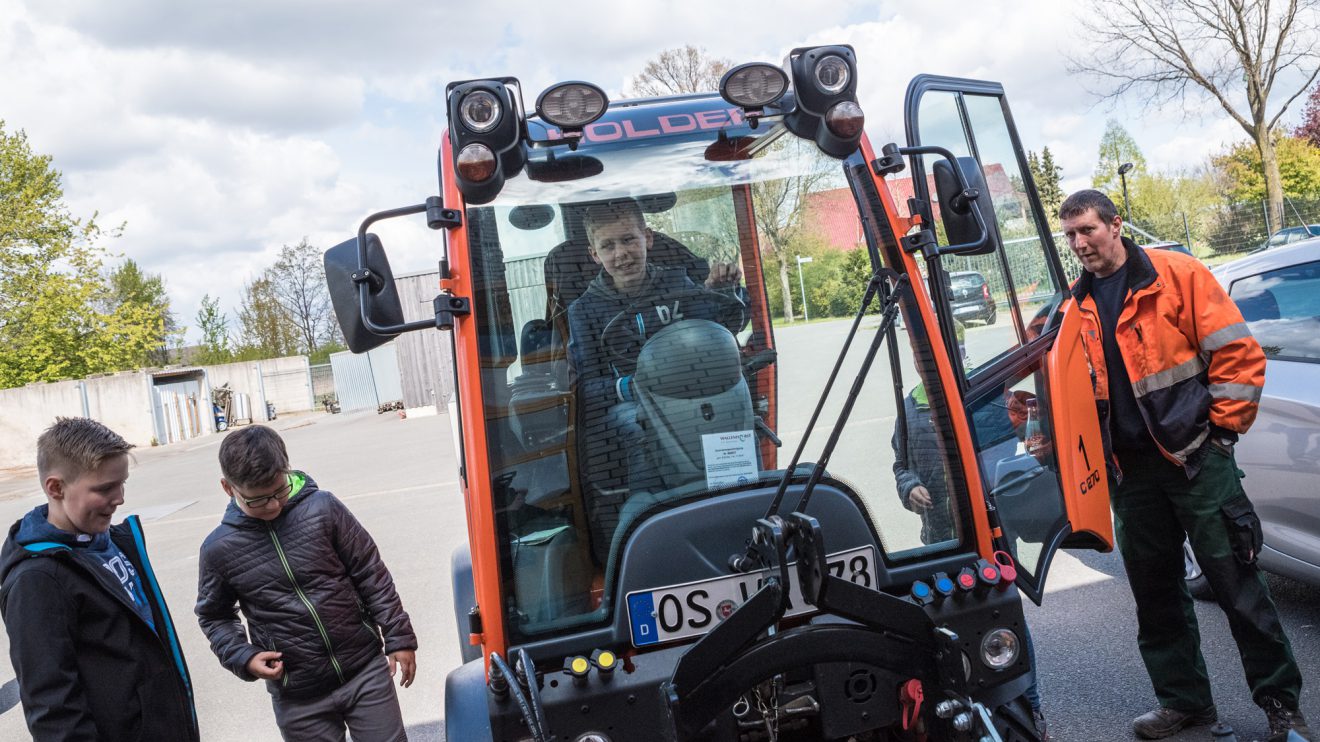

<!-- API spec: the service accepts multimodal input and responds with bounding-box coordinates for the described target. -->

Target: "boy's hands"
[388,649,417,688]
[247,651,284,680]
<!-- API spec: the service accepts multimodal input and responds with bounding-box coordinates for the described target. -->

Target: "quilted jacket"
[195,472,416,700]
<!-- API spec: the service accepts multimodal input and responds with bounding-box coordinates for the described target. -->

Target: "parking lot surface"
[0,409,463,741]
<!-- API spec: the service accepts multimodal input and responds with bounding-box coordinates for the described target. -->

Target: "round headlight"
[460,90,502,133]
[980,628,1021,669]
[456,143,498,182]
[720,63,789,108]
[814,54,850,94]
[537,82,608,129]
[824,100,865,138]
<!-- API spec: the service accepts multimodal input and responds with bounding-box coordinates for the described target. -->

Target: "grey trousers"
[272,656,407,742]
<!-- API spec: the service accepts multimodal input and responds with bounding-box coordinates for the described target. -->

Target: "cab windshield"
[464,104,976,641]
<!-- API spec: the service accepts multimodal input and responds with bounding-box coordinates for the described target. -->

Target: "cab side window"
[913,91,1069,378]
[1229,259,1320,362]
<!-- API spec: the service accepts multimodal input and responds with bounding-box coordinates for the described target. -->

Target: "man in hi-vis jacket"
[1060,189,1309,742]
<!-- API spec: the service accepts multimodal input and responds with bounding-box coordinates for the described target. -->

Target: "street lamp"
[1118,162,1134,239]
[796,255,813,322]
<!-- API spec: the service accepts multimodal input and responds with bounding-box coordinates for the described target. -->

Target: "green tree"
[1126,169,1220,252]
[1028,146,1065,227]
[105,258,178,366]
[195,294,233,365]
[1092,120,1147,200]
[0,121,162,387]
[235,276,298,360]
[1213,134,1320,202]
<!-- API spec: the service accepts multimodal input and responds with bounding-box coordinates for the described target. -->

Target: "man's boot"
[1132,705,1218,739]
[1262,696,1314,742]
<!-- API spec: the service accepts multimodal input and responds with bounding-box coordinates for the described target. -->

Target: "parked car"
[1184,237,1320,597]
[948,270,997,325]
[1255,224,1320,252]
[1143,240,1195,257]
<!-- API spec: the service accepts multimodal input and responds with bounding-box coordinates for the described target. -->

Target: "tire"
[1183,540,1215,601]
[992,693,1044,742]
[985,306,998,325]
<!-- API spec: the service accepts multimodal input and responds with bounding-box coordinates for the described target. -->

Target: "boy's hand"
[388,649,417,688]
[247,651,284,680]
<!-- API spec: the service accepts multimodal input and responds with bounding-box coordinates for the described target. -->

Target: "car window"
[1229,259,1320,362]
[950,273,984,289]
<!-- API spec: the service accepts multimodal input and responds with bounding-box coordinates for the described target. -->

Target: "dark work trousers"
[271,656,407,742]
[1111,446,1302,713]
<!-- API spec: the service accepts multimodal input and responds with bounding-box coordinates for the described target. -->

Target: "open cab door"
[901,75,1113,603]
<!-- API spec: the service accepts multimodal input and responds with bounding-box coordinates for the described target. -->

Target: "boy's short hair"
[37,417,134,483]
[1059,189,1119,223]
[583,200,646,243]
[218,425,289,488]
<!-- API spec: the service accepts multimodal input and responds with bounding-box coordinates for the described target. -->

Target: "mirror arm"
[888,144,992,257]
[353,199,468,336]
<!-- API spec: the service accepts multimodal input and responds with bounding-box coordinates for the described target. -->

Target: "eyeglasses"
[234,476,293,508]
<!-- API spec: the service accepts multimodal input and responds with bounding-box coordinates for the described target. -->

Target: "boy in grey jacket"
[196,425,417,741]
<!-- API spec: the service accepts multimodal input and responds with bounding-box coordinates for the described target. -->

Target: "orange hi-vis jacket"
[1069,239,1266,477]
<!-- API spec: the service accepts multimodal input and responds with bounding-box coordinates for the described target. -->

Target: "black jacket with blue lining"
[0,509,199,742]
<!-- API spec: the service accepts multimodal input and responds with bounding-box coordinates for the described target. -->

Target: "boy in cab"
[196,425,417,741]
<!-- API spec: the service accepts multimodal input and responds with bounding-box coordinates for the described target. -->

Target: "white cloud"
[4,0,1314,344]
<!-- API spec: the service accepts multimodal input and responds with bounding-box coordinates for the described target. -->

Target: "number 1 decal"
[1078,435,1090,471]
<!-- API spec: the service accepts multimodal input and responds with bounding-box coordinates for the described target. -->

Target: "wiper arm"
[729,269,907,571]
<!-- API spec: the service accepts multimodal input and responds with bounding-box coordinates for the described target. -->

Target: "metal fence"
[309,363,335,408]
[329,345,405,413]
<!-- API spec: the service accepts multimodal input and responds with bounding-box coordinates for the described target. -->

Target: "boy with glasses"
[196,425,417,741]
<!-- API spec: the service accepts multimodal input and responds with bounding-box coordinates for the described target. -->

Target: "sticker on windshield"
[702,431,757,488]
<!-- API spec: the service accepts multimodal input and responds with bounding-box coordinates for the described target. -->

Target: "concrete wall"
[0,371,154,470]
[0,355,314,470]
[203,355,313,419]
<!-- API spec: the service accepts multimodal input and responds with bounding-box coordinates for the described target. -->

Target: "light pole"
[796,255,813,322]
[1118,162,1134,239]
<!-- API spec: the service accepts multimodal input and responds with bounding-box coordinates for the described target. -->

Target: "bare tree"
[1069,0,1320,230]
[268,238,333,355]
[752,138,834,322]
[629,46,732,97]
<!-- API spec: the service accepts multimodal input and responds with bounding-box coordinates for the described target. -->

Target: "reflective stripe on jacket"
[1069,238,1265,474]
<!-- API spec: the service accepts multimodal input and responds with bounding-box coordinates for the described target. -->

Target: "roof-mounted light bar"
[536,82,608,130]
[720,63,789,109]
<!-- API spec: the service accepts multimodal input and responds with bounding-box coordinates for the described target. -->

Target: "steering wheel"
[598,287,747,370]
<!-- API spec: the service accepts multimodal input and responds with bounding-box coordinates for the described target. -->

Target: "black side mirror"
[324,234,406,353]
[932,156,1000,256]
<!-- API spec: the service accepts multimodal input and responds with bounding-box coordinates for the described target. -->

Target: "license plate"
[625,545,878,647]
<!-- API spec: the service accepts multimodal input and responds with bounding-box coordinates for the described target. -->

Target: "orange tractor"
[326,44,1113,741]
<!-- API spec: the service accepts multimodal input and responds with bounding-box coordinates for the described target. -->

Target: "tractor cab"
[326,45,1113,742]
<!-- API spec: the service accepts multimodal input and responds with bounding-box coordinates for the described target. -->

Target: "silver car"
[1183,238,1320,594]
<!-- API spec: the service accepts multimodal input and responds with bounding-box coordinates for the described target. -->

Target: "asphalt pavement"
[0,408,465,742]
[0,319,1315,741]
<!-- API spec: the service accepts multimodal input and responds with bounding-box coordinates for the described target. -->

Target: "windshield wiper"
[729,268,908,572]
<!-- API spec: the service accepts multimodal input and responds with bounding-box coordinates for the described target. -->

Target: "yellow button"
[596,651,616,669]
[571,657,590,674]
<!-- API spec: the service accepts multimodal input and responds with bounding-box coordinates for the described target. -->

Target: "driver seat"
[631,319,756,493]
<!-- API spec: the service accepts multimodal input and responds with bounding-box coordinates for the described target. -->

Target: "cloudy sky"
[2,0,1310,342]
